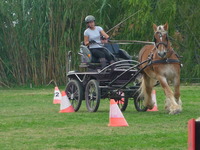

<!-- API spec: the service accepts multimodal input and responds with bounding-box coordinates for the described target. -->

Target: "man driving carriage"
[84,15,115,68]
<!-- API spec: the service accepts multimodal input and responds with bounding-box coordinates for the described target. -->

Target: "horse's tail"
[138,74,156,106]
[139,75,146,99]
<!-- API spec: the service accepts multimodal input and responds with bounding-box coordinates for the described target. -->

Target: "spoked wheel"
[65,80,83,112]
[115,91,128,112]
[85,80,100,112]
[134,92,148,112]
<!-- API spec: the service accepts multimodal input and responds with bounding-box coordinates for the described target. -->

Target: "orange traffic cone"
[108,99,129,127]
[53,86,62,104]
[59,91,75,113]
[148,90,158,111]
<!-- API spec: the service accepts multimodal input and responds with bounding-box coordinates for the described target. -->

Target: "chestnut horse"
[139,23,182,114]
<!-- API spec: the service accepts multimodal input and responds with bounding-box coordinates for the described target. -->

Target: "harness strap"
[151,58,180,64]
[156,42,168,47]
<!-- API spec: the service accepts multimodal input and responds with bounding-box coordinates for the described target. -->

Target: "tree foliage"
[0,0,199,86]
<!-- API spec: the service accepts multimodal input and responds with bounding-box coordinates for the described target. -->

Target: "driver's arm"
[84,36,89,46]
[100,30,109,39]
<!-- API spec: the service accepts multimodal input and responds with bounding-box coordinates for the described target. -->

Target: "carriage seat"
[104,43,132,60]
[79,43,132,69]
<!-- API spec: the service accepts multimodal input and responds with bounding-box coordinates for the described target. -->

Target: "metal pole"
[109,40,155,45]
[106,9,142,34]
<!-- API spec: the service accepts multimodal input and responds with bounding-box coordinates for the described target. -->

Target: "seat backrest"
[80,45,92,63]
[119,49,132,60]
[104,43,120,54]
[80,45,100,63]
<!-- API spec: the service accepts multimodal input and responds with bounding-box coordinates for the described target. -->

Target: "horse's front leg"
[158,76,181,114]
[174,76,182,111]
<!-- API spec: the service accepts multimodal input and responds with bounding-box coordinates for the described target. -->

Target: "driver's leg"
[90,48,107,68]
[102,49,115,64]
[101,49,115,70]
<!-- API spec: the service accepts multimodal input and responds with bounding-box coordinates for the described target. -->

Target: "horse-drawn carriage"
[65,23,183,114]
[66,42,151,112]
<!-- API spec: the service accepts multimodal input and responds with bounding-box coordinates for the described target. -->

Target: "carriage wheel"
[65,80,83,112]
[115,91,128,112]
[134,92,148,112]
[85,80,100,112]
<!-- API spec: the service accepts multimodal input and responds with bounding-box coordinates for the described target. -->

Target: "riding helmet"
[85,15,95,23]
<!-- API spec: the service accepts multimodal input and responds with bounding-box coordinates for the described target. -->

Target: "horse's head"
[153,23,170,58]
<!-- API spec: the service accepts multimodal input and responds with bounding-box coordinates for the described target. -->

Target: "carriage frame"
[65,41,155,112]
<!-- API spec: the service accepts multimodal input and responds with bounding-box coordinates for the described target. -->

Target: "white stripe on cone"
[108,99,128,127]
[53,86,62,104]
[59,91,75,113]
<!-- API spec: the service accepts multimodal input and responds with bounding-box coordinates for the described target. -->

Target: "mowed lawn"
[0,86,200,150]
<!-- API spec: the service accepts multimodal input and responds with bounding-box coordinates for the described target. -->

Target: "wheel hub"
[89,93,93,100]
[71,93,74,99]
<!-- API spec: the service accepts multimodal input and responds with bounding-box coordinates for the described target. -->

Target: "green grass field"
[0,86,200,150]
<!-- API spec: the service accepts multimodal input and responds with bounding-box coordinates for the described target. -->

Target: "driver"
[84,15,114,68]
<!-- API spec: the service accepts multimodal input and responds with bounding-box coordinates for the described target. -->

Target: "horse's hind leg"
[140,74,154,109]
[158,76,181,114]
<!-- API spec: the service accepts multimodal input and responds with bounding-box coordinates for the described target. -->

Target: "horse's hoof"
[165,105,170,112]
[144,102,155,110]
[168,104,182,115]
[169,109,182,115]
[147,103,155,110]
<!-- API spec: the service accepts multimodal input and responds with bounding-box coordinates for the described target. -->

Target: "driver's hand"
[101,37,110,44]
[100,36,106,40]
[89,40,96,44]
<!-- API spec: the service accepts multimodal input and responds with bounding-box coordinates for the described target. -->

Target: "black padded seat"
[104,43,120,57]
[104,43,132,60]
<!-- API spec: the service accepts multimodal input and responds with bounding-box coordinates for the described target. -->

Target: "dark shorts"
[89,48,113,61]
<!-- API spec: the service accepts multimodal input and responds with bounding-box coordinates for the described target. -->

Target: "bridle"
[154,31,169,50]
[150,31,181,65]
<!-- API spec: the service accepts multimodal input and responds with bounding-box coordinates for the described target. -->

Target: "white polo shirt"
[84,26,104,49]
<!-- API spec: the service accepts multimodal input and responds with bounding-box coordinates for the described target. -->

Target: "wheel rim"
[66,83,79,108]
[87,83,98,109]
